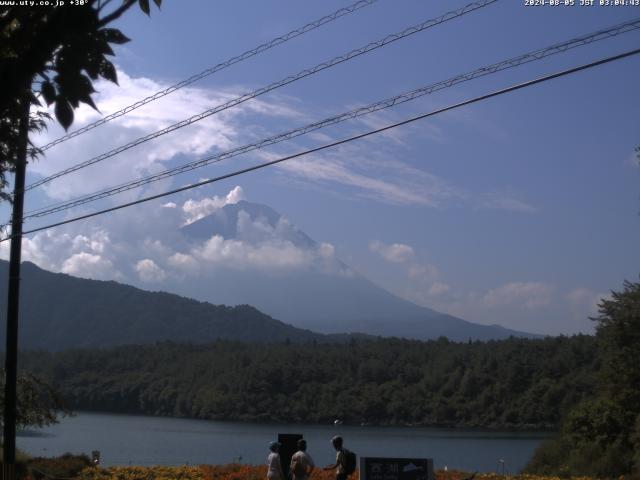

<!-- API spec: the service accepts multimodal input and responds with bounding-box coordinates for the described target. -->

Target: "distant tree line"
[19,335,598,430]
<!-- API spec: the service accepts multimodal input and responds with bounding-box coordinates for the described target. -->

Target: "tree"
[1,1,162,471]
[0,0,162,199]
[526,280,640,477]
[0,371,68,430]
[594,280,640,416]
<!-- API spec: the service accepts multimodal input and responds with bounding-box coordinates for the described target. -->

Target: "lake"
[18,412,552,473]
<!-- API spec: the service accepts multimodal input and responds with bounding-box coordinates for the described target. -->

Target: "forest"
[19,335,598,430]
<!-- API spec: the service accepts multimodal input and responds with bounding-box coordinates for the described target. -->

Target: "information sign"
[359,457,434,480]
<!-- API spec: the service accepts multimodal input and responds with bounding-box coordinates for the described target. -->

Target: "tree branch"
[97,0,137,27]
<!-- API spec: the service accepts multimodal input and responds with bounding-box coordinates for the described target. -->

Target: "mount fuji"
[156,200,536,341]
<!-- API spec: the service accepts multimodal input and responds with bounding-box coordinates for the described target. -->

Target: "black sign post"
[278,433,303,480]
[359,457,434,480]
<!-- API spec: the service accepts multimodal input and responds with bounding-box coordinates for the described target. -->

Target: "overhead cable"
[23,0,498,193]
[36,0,379,152]
[3,47,637,242]
[21,17,640,221]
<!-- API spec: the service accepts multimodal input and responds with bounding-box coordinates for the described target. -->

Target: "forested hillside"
[21,335,598,429]
[0,261,346,349]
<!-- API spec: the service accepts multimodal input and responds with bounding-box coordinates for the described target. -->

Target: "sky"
[2,0,639,336]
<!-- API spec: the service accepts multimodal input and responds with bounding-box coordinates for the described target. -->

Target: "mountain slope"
[0,260,336,350]
[171,200,538,341]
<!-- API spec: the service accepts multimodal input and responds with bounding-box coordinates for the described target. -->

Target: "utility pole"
[2,91,29,480]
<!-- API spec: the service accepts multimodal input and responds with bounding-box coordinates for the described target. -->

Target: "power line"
[20,17,640,222]
[36,0,379,152]
[4,47,637,243]
[23,0,498,193]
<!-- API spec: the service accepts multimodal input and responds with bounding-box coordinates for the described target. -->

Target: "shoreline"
[50,409,558,433]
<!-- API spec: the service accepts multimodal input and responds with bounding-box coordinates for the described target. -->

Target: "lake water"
[18,412,552,473]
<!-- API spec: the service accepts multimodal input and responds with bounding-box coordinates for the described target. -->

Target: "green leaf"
[97,40,115,56]
[77,81,98,111]
[99,59,118,84]
[139,0,150,15]
[85,54,101,80]
[79,94,98,111]
[41,81,56,106]
[54,99,74,130]
[75,74,97,95]
[101,28,130,45]
[28,91,41,107]
[153,0,161,7]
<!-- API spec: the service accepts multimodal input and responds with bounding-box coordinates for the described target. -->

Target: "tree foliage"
[20,335,598,430]
[526,280,640,477]
[0,370,68,429]
[0,0,161,199]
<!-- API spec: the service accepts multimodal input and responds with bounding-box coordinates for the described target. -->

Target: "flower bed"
[74,465,596,480]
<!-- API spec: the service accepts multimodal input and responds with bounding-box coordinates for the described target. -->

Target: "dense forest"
[20,335,598,430]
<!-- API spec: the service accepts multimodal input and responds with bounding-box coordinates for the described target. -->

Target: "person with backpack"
[323,435,357,480]
[290,439,315,480]
[267,441,285,480]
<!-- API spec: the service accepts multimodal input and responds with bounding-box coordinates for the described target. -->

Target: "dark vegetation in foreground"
[525,280,640,478]
[21,335,597,430]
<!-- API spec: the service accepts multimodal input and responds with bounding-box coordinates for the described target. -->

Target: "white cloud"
[24,66,537,222]
[13,186,337,281]
[135,259,167,283]
[61,252,119,280]
[428,282,451,296]
[408,263,439,281]
[477,191,537,213]
[566,288,608,319]
[192,235,313,270]
[167,252,200,274]
[182,186,245,224]
[318,242,335,258]
[29,69,297,202]
[274,144,535,214]
[482,281,553,309]
[279,152,461,207]
[369,240,415,263]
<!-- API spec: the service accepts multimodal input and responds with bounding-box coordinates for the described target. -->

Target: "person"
[267,441,285,480]
[323,435,347,480]
[290,439,315,480]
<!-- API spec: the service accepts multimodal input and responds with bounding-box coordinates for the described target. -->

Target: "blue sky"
[3,0,639,335]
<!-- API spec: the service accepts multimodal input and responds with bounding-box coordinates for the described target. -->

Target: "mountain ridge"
[0,260,365,351]
[0,201,540,348]
[170,200,540,341]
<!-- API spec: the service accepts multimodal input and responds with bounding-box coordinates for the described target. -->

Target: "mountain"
[167,200,537,341]
[0,201,536,348]
[0,260,355,351]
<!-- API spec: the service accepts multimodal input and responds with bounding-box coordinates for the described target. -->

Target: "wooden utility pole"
[2,92,29,480]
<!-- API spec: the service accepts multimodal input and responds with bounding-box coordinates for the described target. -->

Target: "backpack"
[292,455,307,478]
[342,449,357,476]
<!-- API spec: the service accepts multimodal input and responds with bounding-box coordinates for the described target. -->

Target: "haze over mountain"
[0,260,357,350]
[148,199,536,341]
[0,198,535,346]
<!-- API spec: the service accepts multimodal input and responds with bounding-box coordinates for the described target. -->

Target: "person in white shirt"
[290,439,315,480]
[267,441,285,480]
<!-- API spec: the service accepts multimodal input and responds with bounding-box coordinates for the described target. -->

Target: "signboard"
[278,433,303,480]
[359,457,434,480]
